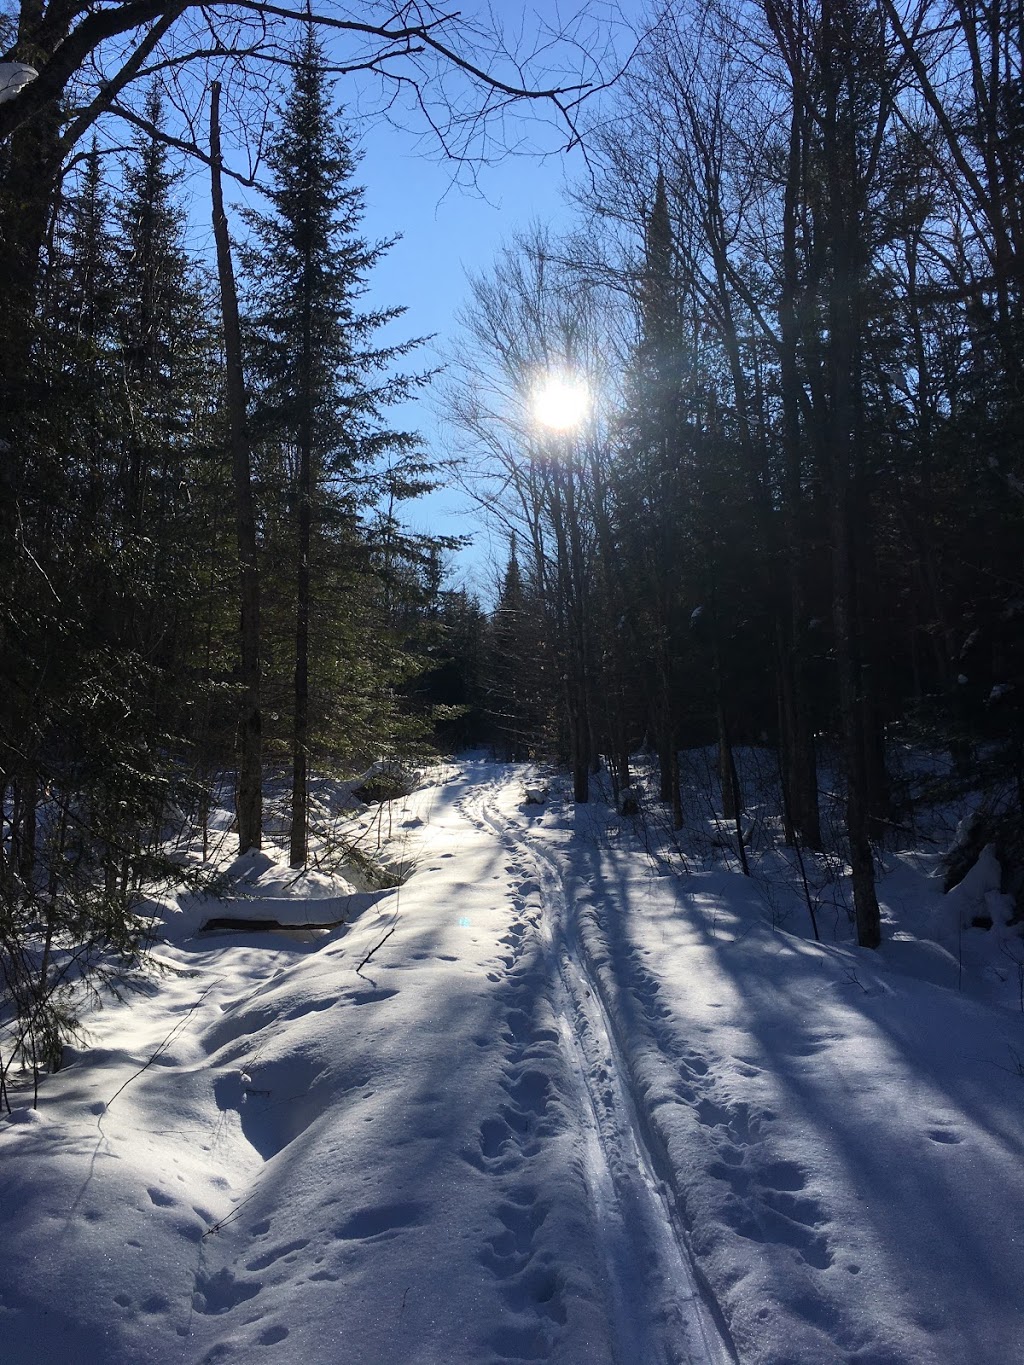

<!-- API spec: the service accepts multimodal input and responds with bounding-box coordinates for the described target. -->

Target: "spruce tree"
[486,541,552,759]
[0,119,222,1087]
[616,171,691,824]
[243,27,427,866]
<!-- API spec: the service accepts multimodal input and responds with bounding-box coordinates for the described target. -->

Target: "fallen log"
[200,915,346,933]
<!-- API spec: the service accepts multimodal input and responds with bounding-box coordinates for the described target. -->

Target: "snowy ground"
[2,758,1024,1364]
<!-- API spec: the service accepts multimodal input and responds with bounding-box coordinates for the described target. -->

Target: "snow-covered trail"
[4,758,1024,1364]
[0,761,729,1365]
[460,772,732,1365]
[460,764,1024,1365]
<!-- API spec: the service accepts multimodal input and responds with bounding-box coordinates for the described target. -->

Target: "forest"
[2,0,1023,1083]
[450,0,1024,962]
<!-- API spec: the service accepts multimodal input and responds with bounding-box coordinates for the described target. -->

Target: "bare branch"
[1,0,599,155]
[104,97,260,185]
[57,5,186,155]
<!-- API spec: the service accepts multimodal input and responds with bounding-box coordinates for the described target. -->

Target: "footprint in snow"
[479,1196,567,1343]
[502,1009,535,1044]
[759,1159,807,1191]
[478,1116,515,1159]
[345,988,399,1006]
[732,1057,762,1078]
[333,1201,426,1241]
[501,1068,553,1116]
[696,1097,765,1146]
[721,1193,833,1271]
[193,1268,262,1315]
[680,1053,710,1078]
[927,1127,964,1145]
[761,1187,828,1229]
[480,1197,550,1277]
[246,1237,310,1271]
[499,1266,567,1324]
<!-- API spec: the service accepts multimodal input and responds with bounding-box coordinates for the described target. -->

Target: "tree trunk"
[571,716,589,803]
[290,417,312,866]
[670,741,683,831]
[289,168,317,868]
[210,82,262,854]
[775,54,822,852]
[832,490,881,947]
[15,774,37,886]
[717,702,741,822]
[822,41,881,948]
[658,720,674,805]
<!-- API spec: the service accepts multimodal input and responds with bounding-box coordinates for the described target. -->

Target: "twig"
[355,917,400,979]
[203,1189,260,1238]
[841,964,869,994]
[105,981,218,1108]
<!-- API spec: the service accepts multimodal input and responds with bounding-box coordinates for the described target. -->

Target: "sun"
[531,373,590,432]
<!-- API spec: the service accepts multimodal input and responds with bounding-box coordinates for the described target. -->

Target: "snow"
[0,62,37,104]
[2,758,1024,1363]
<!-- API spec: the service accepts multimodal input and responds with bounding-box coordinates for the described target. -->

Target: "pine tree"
[0,120,223,1087]
[486,541,553,759]
[116,90,212,535]
[615,171,692,825]
[243,27,427,865]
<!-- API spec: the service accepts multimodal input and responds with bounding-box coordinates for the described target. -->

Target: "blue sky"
[357,119,587,595]
[335,4,639,596]
[199,5,639,597]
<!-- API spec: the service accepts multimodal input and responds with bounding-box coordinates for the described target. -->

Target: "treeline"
[451,0,1024,948]
[0,33,453,1080]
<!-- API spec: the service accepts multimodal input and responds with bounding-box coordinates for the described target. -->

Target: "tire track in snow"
[460,776,734,1365]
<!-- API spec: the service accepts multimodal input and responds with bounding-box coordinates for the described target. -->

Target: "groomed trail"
[459,771,733,1365]
[3,758,1024,1364]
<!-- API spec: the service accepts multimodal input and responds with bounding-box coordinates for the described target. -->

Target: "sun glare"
[531,373,590,432]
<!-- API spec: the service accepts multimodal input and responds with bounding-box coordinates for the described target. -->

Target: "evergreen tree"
[0,117,222,1086]
[615,171,695,825]
[485,541,552,759]
[422,586,489,752]
[243,27,428,865]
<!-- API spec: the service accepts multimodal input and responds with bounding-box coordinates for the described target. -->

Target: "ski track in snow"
[5,760,1024,1364]
[459,774,733,1365]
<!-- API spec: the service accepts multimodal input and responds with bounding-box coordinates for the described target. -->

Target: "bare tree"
[210,79,263,855]
[446,228,619,798]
